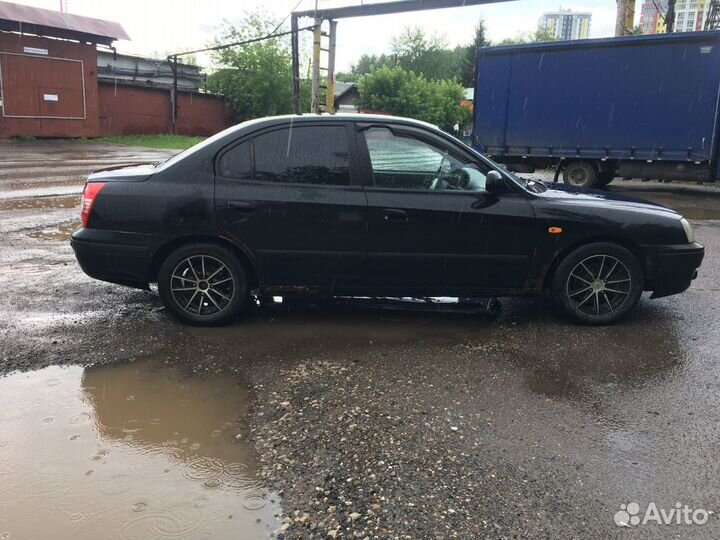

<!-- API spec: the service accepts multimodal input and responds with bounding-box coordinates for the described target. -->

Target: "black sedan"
[71,114,704,326]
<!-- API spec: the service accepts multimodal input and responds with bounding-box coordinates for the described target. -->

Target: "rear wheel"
[563,161,599,189]
[158,243,248,326]
[552,242,643,325]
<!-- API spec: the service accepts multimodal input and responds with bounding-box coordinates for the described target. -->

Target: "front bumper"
[644,242,704,299]
[71,228,154,289]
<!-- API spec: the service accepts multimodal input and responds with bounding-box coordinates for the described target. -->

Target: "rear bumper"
[644,242,704,299]
[71,228,154,289]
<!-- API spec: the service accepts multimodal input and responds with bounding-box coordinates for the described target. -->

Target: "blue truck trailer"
[472,31,720,188]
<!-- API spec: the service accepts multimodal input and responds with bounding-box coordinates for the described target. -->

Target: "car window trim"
[214,122,360,188]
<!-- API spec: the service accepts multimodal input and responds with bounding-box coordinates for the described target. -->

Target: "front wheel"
[158,243,248,326]
[551,243,643,325]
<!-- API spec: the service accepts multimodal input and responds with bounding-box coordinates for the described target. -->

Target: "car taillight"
[81,182,106,228]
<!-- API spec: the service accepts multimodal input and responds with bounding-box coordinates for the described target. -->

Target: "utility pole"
[615,0,636,36]
[310,19,322,114]
[291,14,301,114]
[666,0,677,32]
[171,54,178,134]
[325,20,337,113]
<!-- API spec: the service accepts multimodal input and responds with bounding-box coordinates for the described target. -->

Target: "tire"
[563,161,599,189]
[551,242,643,325]
[158,243,248,326]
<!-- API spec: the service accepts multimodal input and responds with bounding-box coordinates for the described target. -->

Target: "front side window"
[219,125,350,186]
[362,127,488,192]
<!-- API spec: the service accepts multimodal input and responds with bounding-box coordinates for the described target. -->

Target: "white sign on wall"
[43,94,59,102]
[23,47,48,55]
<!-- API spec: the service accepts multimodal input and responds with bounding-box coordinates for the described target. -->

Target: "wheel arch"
[150,235,261,289]
[542,235,646,291]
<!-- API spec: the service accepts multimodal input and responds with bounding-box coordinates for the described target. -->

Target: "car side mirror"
[485,170,506,194]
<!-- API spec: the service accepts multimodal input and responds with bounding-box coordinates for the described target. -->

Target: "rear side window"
[219,125,351,186]
[218,140,252,179]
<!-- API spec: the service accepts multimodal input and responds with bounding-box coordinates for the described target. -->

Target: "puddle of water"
[0,361,278,540]
[0,195,79,212]
[29,220,80,241]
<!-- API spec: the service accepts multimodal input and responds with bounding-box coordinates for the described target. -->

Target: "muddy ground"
[1,140,720,539]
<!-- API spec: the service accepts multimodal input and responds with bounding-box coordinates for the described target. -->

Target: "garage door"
[0,53,86,119]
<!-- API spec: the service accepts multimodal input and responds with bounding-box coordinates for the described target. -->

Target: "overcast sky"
[15,0,633,70]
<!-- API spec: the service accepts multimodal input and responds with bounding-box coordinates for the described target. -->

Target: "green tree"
[460,19,490,87]
[358,66,471,131]
[206,12,309,121]
[390,27,461,81]
[335,72,357,83]
[351,53,395,76]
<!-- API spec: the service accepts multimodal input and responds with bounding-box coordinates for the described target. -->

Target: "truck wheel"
[563,161,599,188]
[158,243,248,326]
[598,172,615,187]
[551,242,643,325]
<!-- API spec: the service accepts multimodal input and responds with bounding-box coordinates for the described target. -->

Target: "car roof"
[224,113,441,137]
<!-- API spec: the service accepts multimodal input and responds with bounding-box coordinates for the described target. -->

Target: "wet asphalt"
[1,140,720,539]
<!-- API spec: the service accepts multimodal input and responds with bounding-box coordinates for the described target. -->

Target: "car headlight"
[680,218,695,244]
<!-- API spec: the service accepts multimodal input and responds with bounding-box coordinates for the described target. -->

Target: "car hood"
[535,181,680,217]
[88,163,156,182]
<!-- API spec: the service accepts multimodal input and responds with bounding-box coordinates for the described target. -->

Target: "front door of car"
[356,124,537,295]
[214,122,367,290]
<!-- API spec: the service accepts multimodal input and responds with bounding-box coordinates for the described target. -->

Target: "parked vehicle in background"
[473,32,720,188]
[71,114,703,326]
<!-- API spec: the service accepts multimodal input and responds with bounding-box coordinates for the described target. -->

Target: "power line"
[270,0,308,35]
[168,24,314,58]
[169,1,311,59]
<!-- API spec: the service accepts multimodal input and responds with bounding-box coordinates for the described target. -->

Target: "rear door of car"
[354,122,536,295]
[214,121,367,291]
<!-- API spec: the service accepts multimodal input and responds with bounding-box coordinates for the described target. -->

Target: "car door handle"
[381,208,408,222]
[227,200,255,213]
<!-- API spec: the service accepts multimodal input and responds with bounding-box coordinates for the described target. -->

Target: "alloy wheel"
[170,255,235,316]
[566,254,632,316]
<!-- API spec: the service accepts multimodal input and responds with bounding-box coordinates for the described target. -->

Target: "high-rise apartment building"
[639,0,711,33]
[639,0,668,33]
[539,9,592,40]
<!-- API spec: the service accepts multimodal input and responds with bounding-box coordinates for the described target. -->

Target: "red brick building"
[0,1,230,138]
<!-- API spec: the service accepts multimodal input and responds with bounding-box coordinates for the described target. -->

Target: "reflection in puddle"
[0,361,278,539]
